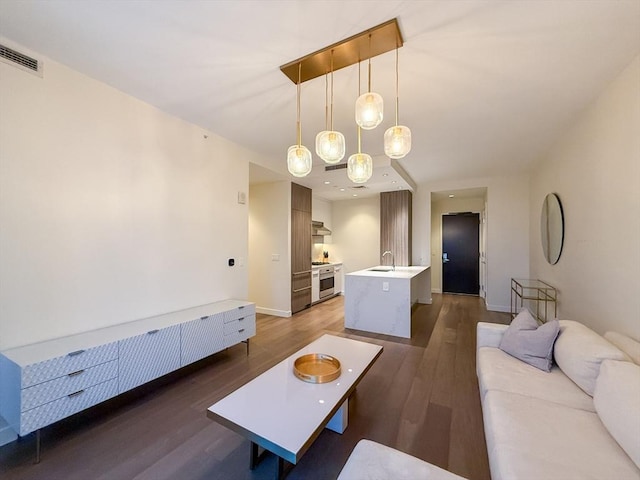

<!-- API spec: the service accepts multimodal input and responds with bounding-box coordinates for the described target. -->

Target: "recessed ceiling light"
[449,194,455,198]
[324,181,330,185]
[340,188,345,192]
[382,173,389,177]
[352,194,358,197]
[391,180,397,184]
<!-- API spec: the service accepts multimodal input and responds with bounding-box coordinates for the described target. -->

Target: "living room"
[1,2,638,479]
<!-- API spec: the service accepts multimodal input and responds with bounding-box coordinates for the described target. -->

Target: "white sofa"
[337,439,467,480]
[477,320,640,480]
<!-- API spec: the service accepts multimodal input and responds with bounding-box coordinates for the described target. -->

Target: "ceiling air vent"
[0,44,43,77]
[351,185,368,190]
[325,163,347,172]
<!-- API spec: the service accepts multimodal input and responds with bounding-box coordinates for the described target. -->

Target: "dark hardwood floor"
[0,294,509,480]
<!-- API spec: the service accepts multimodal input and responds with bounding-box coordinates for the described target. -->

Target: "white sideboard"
[0,299,255,441]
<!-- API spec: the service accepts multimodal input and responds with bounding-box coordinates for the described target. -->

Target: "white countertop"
[347,265,429,279]
[311,262,342,269]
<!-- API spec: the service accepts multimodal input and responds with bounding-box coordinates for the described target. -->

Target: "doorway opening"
[430,188,487,298]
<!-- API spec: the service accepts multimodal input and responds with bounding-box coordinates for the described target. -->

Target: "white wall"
[0,45,257,349]
[331,196,380,273]
[529,56,640,339]
[414,176,530,312]
[248,182,291,316]
[430,196,485,293]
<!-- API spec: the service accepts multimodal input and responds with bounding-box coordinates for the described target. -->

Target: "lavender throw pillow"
[499,308,560,372]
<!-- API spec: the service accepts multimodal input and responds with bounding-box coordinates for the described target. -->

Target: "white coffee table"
[207,334,383,479]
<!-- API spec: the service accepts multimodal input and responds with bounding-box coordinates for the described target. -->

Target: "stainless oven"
[319,265,335,299]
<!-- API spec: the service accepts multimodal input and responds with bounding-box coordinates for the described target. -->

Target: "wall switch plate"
[237,191,246,204]
[271,254,280,261]
[382,282,389,292]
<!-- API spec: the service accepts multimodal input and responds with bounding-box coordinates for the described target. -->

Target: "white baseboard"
[431,288,442,294]
[0,416,17,447]
[486,304,510,313]
[255,307,291,318]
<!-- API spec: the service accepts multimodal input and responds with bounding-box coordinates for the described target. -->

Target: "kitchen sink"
[368,267,394,272]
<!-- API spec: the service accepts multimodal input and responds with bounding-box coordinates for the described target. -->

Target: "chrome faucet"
[382,251,395,271]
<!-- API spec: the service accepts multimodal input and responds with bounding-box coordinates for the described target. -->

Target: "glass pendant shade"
[384,125,412,159]
[315,130,345,164]
[355,92,384,130]
[287,145,312,177]
[347,152,373,183]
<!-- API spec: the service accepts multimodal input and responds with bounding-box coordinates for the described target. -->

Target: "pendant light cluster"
[281,18,410,183]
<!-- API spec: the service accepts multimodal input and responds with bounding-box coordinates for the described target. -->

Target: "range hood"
[312,221,332,236]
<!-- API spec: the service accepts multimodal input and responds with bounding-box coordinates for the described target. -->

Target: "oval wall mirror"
[540,193,564,265]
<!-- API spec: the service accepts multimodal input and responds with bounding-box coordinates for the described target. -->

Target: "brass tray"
[293,353,341,384]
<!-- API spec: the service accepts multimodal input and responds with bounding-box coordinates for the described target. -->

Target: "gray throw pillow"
[499,308,560,372]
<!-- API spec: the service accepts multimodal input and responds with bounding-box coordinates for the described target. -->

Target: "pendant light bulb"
[347,152,373,183]
[287,63,312,177]
[384,125,411,159]
[349,60,373,184]
[316,52,345,164]
[384,46,411,159]
[287,145,312,177]
[355,35,383,130]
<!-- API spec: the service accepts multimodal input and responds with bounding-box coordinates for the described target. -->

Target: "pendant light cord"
[324,72,329,132]
[358,60,362,153]
[367,34,372,93]
[395,46,399,126]
[330,50,334,131]
[297,63,302,147]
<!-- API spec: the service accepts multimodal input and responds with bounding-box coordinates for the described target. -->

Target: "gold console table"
[510,278,557,323]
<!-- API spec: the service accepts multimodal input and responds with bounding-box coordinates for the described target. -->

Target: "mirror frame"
[540,193,564,265]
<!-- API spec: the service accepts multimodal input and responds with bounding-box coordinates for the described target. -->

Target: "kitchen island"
[344,266,431,339]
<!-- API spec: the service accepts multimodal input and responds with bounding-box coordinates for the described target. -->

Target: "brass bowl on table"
[293,353,341,384]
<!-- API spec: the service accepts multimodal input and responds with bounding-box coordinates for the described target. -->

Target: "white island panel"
[344,266,431,339]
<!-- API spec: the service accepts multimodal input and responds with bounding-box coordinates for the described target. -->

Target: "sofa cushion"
[498,308,559,371]
[477,347,594,411]
[482,390,640,480]
[604,332,640,365]
[554,320,628,396]
[337,439,467,480]
[594,360,640,469]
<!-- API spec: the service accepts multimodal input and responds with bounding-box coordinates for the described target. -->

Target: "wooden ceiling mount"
[280,18,404,84]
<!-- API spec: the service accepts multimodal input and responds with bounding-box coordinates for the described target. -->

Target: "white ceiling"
[1,1,639,200]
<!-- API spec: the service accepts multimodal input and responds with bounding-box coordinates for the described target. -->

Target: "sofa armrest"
[477,322,509,349]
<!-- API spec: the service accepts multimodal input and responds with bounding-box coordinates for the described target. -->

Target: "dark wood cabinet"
[291,183,312,314]
[380,190,412,266]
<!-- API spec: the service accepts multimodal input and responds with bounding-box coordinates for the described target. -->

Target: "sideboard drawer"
[223,304,256,323]
[22,342,118,388]
[21,360,118,412]
[20,378,118,435]
[223,315,256,347]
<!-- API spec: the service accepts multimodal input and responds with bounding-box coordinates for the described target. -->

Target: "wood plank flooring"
[0,294,509,480]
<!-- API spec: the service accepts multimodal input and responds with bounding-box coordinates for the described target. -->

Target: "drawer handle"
[200,316,208,320]
[238,317,245,321]
[238,328,245,333]
[239,305,245,309]
[67,349,85,357]
[147,329,159,334]
[68,369,85,377]
[68,390,85,398]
